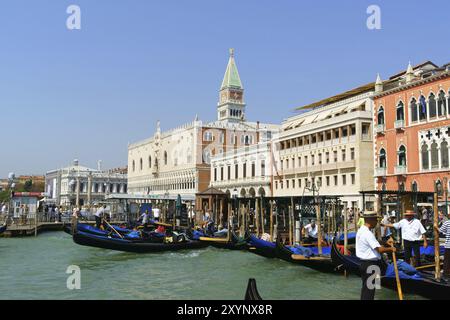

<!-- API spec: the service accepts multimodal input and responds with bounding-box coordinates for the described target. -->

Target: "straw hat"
[362,211,379,219]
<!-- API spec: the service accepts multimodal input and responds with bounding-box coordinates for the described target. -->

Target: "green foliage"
[0,191,10,203]
[24,180,33,192]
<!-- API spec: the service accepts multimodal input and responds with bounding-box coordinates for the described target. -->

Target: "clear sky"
[1,0,449,175]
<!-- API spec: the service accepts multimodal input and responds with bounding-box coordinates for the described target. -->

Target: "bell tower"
[218,48,246,122]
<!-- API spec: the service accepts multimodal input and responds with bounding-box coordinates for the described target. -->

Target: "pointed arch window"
[164,151,168,165]
[398,145,406,166]
[431,141,439,169]
[410,98,418,123]
[419,95,427,121]
[377,106,385,125]
[379,148,386,168]
[429,93,437,118]
[132,160,136,172]
[441,140,449,168]
[149,156,152,168]
[438,90,446,117]
[396,101,404,121]
[140,158,143,171]
[421,143,429,170]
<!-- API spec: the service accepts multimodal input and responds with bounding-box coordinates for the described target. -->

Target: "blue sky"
[1,0,449,175]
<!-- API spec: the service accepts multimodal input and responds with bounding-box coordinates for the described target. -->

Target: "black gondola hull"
[73,231,208,253]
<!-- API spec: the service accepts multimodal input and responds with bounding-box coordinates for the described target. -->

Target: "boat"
[330,237,450,300]
[63,223,134,237]
[199,231,250,250]
[72,230,208,253]
[246,234,277,258]
[0,223,6,234]
[245,279,263,300]
[275,237,336,273]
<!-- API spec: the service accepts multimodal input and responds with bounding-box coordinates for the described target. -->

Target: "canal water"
[0,232,424,300]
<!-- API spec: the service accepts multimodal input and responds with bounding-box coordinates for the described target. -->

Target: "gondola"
[199,231,250,250]
[331,237,450,300]
[0,223,6,234]
[63,223,134,237]
[246,234,277,258]
[245,279,263,300]
[275,237,336,273]
[72,230,208,253]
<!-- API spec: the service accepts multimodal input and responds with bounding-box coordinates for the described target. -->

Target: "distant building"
[210,136,279,198]
[127,49,279,202]
[45,160,128,207]
[273,83,376,210]
[373,61,450,209]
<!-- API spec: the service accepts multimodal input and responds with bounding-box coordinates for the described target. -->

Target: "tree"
[24,180,33,192]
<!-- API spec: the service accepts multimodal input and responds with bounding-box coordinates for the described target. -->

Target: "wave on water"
[167,250,202,259]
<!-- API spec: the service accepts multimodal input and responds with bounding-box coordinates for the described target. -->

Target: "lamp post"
[305,174,323,254]
[232,188,238,230]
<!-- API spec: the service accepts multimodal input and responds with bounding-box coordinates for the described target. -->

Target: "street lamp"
[232,188,238,227]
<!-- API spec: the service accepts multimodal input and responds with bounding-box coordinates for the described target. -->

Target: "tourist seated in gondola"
[303,219,318,244]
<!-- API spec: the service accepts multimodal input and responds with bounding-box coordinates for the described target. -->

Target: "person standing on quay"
[382,210,427,267]
[356,211,396,300]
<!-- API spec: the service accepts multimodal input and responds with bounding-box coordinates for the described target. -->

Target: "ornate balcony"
[394,165,407,175]
[374,167,387,177]
[375,124,385,134]
[394,119,405,130]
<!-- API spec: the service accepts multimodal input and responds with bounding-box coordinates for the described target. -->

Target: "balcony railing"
[394,165,407,175]
[394,119,405,129]
[374,167,387,177]
[375,124,385,134]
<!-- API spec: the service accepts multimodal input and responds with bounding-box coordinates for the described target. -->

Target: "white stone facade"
[45,161,128,207]
[273,91,375,210]
[209,138,279,198]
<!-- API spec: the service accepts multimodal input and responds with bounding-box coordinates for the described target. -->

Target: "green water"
[0,232,424,300]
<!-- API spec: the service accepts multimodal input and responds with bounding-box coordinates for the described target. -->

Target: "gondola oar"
[102,218,124,239]
[391,243,403,300]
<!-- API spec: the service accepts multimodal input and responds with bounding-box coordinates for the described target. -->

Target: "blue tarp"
[385,261,423,280]
[339,232,356,241]
[416,246,445,256]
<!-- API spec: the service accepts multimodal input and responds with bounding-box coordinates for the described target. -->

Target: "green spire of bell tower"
[218,49,246,123]
[220,48,243,90]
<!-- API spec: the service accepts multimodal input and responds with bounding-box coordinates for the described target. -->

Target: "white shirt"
[95,207,105,218]
[153,208,160,218]
[1,205,6,214]
[304,224,318,238]
[356,225,381,261]
[393,218,426,241]
[141,212,149,224]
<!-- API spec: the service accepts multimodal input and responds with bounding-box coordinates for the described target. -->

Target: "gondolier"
[356,211,396,300]
[382,210,427,267]
[95,205,106,229]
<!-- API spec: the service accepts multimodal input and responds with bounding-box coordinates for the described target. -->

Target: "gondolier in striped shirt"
[356,211,396,300]
[435,219,450,278]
